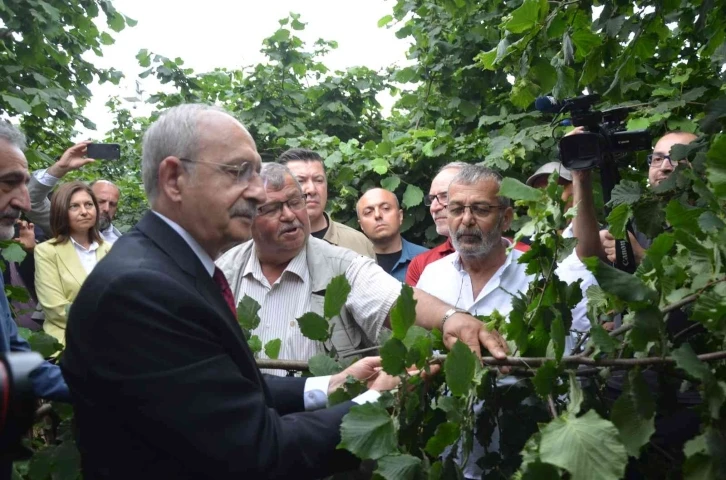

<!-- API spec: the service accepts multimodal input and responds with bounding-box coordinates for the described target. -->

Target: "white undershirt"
[70,237,100,274]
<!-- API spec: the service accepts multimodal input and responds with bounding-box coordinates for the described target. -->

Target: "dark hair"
[49,181,104,246]
[277,148,323,166]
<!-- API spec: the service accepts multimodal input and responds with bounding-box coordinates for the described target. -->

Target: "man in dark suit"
[60,105,403,480]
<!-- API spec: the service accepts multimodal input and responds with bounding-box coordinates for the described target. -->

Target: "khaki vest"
[216,237,380,360]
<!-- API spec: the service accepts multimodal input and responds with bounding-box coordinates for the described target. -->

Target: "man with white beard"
[416,164,595,478]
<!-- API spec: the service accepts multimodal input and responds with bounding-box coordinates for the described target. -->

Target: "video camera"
[535,93,652,273]
[0,352,43,461]
[547,93,652,170]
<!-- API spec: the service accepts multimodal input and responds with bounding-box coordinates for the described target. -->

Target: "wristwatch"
[441,308,465,331]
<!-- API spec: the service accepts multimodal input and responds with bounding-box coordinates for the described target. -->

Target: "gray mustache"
[230,202,257,219]
[279,221,304,234]
[455,228,483,240]
[0,209,21,221]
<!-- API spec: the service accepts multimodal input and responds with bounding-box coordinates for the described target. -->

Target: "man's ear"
[158,157,185,203]
[397,209,404,227]
[501,206,514,232]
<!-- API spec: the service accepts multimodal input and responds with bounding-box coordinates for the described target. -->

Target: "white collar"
[152,211,215,277]
[70,237,99,252]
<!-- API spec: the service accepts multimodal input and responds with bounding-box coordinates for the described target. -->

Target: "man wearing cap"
[526,161,574,235]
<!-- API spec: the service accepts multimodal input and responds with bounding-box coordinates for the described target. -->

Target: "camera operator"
[598,131,697,265]
[0,122,70,480]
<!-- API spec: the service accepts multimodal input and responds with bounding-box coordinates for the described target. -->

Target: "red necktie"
[213,267,236,316]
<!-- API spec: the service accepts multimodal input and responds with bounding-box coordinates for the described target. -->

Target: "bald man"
[357,188,428,281]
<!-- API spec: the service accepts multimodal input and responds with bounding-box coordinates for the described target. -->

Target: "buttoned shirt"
[70,238,100,274]
[405,238,455,286]
[417,238,595,478]
[239,246,400,370]
[387,238,429,282]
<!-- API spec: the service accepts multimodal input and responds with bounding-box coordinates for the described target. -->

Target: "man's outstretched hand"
[47,141,95,178]
[443,312,508,359]
[328,356,399,394]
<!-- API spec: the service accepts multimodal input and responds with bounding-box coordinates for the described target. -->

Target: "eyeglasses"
[257,195,307,217]
[447,203,505,219]
[647,154,688,168]
[424,192,448,206]
[179,158,256,184]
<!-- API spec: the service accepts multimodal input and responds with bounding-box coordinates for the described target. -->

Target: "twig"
[672,323,704,342]
[546,395,557,419]
[34,403,53,420]
[340,346,381,358]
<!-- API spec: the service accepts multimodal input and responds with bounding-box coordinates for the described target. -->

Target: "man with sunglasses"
[216,163,509,369]
[599,131,697,265]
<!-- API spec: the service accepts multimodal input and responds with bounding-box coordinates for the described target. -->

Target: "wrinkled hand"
[48,141,94,178]
[443,312,508,360]
[564,126,586,137]
[600,229,644,264]
[328,356,388,394]
[15,220,35,251]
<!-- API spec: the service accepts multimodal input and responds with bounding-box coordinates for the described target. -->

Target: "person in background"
[356,187,428,281]
[34,181,111,344]
[27,142,122,243]
[0,120,70,480]
[277,148,376,258]
[3,219,46,329]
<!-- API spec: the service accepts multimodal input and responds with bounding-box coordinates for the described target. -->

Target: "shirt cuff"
[352,389,381,405]
[34,168,60,187]
[303,375,331,411]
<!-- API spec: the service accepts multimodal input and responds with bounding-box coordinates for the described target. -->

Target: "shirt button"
[290,321,296,327]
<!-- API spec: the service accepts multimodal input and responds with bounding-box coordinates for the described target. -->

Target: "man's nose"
[374,207,382,219]
[301,179,315,195]
[462,207,476,225]
[245,173,267,205]
[11,185,31,213]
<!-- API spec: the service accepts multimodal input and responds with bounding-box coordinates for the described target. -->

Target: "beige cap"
[526,162,573,186]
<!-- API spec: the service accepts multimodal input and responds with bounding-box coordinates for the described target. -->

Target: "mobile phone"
[87,143,121,161]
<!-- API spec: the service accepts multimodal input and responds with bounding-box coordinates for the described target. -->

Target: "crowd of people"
[0,104,699,479]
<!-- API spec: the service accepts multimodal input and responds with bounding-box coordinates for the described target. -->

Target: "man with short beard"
[217,163,509,370]
[416,164,594,479]
[0,121,69,480]
[356,188,428,281]
[27,143,122,244]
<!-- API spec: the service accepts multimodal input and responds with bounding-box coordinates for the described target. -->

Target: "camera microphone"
[534,96,565,114]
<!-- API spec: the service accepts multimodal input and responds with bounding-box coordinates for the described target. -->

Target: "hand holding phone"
[86,143,121,161]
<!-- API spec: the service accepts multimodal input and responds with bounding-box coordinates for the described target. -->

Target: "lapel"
[57,240,88,287]
[134,213,263,378]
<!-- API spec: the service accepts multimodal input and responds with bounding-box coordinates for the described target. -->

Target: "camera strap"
[613,223,637,274]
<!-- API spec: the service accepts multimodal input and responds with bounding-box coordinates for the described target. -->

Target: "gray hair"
[260,162,302,193]
[437,161,468,174]
[0,121,27,151]
[141,103,227,203]
[449,164,511,208]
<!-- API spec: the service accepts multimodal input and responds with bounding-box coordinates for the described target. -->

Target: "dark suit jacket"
[61,212,358,480]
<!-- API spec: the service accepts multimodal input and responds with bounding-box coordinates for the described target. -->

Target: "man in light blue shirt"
[357,188,428,281]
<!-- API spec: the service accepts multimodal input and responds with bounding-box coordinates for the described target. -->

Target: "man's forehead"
[449,180,499,200]
[288,161,324,176]
[653,133,697,153]
[430,168,460,193]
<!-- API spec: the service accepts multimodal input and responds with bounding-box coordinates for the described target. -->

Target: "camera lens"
[0,352,43,461]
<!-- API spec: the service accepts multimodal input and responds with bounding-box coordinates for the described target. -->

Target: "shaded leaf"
[532,360,559,397]
[1,242,26,264]
[390,284,417,340]
[425,422,460,457]
[500,177,544,202]
[581,258,658,303]
[505,0,540,33]
[237,295,261,332]
[540,410,627,480]
[402,184,424,208]
[445,340,477,397]
[324,275,351,319]
[608,180,642,206]
[606,204,632,240]
[27,331,63,358]
[672,343,711,381]
[264,339,281,359]
[380,338,407,375]
[308,353,343,376]
[339,402,397,460]
[297,312,330,342]
[375,454,421,480]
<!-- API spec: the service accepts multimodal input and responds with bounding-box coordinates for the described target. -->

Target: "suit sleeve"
[1,283,70,401]
[34,243,70,344]
[66,269,358,480]
[25,176,54,238]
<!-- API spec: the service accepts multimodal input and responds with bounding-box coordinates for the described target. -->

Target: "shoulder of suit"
[34,239,56,256]
[215,239,254,276]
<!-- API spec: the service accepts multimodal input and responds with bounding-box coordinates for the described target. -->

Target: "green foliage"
[339,402,398,460]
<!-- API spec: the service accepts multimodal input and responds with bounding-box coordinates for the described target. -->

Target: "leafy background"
[2,0,726,478]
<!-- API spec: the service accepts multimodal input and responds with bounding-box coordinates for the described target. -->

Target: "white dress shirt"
[99,224,120,244]
[70,238,100,274]
[152,211,378,409]
[417,238,596,479]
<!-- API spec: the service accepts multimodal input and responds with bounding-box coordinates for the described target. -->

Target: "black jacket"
[61,212,358,479]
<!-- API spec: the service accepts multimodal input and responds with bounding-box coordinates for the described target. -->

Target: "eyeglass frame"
[423,192,449,206]
[447,203,506,219]
[178,157,256,184]
[646,154,688,168]
[257,194,307,217]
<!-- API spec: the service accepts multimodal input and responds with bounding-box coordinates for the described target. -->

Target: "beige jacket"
[321,213,376,259]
